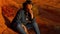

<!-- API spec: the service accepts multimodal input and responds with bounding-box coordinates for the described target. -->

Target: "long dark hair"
[23,0,32,10]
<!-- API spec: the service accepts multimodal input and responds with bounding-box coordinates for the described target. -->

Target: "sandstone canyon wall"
[0,0,60,34]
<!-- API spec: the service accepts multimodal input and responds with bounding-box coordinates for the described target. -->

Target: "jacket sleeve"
[15,10,22,24]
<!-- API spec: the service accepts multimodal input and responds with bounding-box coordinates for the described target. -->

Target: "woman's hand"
[29,10,33,19]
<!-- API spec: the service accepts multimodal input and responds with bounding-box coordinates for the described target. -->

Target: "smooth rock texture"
[0,0,60,34]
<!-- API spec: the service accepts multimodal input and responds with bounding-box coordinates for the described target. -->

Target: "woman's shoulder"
[18,9,25,13]
[17,9,24,14]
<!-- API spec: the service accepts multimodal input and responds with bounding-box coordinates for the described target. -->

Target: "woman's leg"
[31,18,40,34]
[16,23,26,34]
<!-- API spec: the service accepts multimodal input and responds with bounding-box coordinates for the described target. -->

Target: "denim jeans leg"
[16,23,26,34]
[32,19,40,34]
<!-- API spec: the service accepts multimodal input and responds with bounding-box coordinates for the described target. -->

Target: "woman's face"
[26,4,32,10]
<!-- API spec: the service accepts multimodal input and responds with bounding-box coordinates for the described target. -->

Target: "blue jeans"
[16,19,40,34]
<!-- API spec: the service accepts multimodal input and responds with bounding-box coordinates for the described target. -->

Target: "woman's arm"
[29,10,34,19]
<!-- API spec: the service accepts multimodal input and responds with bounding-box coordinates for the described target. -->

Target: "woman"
[11,0,40,34]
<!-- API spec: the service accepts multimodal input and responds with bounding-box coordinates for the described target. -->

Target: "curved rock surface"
[0,0,60,34]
